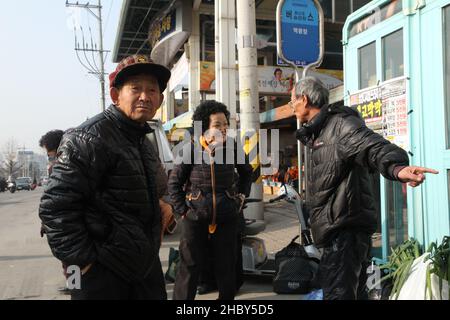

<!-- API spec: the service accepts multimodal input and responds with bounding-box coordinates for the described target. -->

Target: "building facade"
[343,0,450,260]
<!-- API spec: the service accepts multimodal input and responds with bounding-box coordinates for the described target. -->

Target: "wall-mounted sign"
[150,1,191,66]
[349,0,402,38]
[150,10,177,48]
[199,61,342,94]
[350,77,408,151]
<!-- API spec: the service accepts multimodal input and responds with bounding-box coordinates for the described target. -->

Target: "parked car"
[0,178,7,192]
[147,119,174,176]
[15,177,32,191]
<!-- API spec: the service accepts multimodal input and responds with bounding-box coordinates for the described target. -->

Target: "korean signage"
[199,61,342,94]
[350,77,409,151]
[149,1,191,66]
[278,0,320,66]
[150,10,177,48]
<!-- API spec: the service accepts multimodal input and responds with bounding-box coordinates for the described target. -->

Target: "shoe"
[197,283,217,295]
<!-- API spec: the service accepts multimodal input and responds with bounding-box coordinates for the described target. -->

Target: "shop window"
[444,6,450,148]
[386,180,408,252]
[383,29,404,81]
[358,41,377,89]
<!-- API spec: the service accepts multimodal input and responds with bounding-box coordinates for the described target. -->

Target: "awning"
[162,111,193,131]
[112,0,172,63]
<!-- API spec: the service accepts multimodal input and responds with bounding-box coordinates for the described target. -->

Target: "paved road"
[0,188,67,300]
[0,188,304,300]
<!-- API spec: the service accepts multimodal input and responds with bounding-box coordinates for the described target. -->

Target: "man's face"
[111,74,164,123]
[290,90,309,123]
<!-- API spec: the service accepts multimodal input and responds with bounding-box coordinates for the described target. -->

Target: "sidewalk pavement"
[161,194,306,300]
[1,191,304,300]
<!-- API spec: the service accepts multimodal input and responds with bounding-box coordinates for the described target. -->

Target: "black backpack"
[273,236,319,294]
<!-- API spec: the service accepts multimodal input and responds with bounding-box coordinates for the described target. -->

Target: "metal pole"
[98,0,106,112]
[237,0,264,220]
[276,0,324,202]
[215,0,237,129]
[188,10,201,111]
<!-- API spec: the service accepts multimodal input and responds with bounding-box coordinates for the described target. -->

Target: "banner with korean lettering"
[350,77,409,151]
[279,0,320,66]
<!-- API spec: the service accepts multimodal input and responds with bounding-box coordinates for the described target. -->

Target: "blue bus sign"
[277,0,323,67]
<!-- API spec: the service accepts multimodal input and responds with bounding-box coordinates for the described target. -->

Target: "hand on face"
[397,166,439,187]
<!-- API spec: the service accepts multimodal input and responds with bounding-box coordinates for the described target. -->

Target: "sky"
[0,0,123,154]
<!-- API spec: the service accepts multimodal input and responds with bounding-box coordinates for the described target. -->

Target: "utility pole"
[66,0,109,111]
[215,0,237,129]
[236,0,264,220]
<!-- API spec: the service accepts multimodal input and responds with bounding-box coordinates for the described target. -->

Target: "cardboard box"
[263,186,273,195]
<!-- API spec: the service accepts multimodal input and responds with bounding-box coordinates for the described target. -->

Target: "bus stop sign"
[277,0,321,66]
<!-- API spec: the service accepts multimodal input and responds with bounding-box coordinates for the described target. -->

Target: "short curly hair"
[39,130,64,152]
[192,100,230,133]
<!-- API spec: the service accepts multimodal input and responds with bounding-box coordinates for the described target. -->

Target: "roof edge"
[112,0,132,63]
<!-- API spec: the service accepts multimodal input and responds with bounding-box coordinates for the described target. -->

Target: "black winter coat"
[39,105,162,282]
[301,102,409,247]
[168,138,253,223]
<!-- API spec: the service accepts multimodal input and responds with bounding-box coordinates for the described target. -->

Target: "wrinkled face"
[290,89,309,124]
[206,112,229,144]
[110,74,164,123]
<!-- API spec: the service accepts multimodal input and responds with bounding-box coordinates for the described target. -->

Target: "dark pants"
[198,231,244,291]
[173,216,238,300]
[318,230,371,300]
[71,258,167,300]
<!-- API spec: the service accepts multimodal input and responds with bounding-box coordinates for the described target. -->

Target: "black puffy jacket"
[168,138,253,223]
[39,105,162,282]
[301,102,409,247]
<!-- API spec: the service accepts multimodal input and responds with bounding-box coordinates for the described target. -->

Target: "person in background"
[39,129,64,176]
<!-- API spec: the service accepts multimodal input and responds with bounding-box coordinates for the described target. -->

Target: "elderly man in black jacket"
[39,55,171,300]
[291,77,438,300]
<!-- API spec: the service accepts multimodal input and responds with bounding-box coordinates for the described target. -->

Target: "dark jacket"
[300,102,409,247]
[39,105,162,283]
[168,138,253,222]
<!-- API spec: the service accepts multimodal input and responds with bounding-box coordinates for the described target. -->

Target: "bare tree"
[1,138,22,180]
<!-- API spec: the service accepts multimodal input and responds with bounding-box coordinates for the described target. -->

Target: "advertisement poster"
[199,61,343,94]
[350,77,408,151]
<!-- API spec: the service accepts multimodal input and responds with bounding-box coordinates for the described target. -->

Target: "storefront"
[343,0,450,260]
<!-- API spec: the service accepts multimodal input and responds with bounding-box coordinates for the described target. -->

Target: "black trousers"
[71,257,167,300]
[198,231,244,291]
[173,216,238,300]
[317,230,371,300]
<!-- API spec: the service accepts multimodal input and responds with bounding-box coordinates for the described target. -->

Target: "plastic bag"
[395,253,449,300]
[305,289,323,300]
[165,247,180,283]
